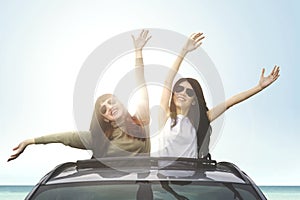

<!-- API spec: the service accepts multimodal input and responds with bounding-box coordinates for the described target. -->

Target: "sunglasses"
[100,98,117,115]
[174,85,195,97]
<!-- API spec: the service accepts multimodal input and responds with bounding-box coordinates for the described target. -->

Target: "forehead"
[100,95,117,105]
[178,81,193,89]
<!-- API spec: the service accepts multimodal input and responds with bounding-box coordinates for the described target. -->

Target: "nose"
[106,103,113,110]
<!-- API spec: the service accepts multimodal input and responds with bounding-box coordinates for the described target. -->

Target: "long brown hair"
[170,78,211,156]
[90,94,146,157]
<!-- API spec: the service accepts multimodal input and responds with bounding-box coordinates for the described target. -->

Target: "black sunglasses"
[100,98,117,114]
[174,85,195,97]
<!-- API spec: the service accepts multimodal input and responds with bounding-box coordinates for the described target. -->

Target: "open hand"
[132,29,151,50]
[182,32,205,53]
[259,65,280,89]
[7,139,32,162]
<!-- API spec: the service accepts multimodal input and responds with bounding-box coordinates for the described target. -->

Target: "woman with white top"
[157,32,280,159]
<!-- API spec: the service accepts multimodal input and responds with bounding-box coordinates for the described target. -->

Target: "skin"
[8,29,152,162]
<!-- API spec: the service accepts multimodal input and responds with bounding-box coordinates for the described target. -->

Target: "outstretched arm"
[159,32,205,126]
[131,30,151,125]
[207,65,280,122]
[7,131,92,162]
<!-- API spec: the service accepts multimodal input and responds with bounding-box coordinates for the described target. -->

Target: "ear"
[192,101,196,106]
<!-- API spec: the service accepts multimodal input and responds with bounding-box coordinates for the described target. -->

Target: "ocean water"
[0,186,33,200]
[0,185,299,199]
[260,186,300,200]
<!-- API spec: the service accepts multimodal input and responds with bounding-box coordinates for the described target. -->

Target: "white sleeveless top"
[153,115,198,158]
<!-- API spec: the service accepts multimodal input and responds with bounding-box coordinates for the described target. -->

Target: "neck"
[110,115,127,128]
[176,106,190,116]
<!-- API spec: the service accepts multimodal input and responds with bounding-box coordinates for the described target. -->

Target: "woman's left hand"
[132,29,152,50]
[259,65,280,89]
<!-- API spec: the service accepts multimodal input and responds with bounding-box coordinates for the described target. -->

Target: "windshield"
[30,181,261,200]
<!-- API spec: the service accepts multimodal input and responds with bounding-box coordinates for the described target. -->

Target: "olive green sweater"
[34,128,150,157]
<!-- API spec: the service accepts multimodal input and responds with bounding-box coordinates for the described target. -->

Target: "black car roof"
[39,157,252,185]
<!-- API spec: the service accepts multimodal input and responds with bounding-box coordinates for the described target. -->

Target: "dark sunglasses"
[174,85,195,97]
[100,98,117,114]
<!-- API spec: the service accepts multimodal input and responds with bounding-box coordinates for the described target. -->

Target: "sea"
[0,185,299,199]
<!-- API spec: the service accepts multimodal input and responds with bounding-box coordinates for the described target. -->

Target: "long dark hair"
[170,78,211,156]
[90,94,146,158]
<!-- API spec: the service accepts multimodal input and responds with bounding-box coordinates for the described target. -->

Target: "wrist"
[256,84,264,91]
[135,48,143,53]
[180,49,188,57]
[26,138,35,145]
[135,49,143,58]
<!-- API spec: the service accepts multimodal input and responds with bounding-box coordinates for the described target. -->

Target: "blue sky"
[1,0,299,185]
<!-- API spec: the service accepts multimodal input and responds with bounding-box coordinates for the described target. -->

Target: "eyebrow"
[179,84,193,89]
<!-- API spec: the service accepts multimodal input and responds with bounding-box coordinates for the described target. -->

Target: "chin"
[175,101,185,107]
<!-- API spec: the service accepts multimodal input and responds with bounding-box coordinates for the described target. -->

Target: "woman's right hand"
[7,139,34,162]
[131,29,151,51]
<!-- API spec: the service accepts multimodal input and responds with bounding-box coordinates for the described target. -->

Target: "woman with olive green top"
[33,121,150,157]
[8,30,151,161]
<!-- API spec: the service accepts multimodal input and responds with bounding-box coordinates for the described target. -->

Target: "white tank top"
[153,115,198,158]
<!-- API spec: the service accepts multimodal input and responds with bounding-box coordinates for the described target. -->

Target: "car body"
[25,157,267,200]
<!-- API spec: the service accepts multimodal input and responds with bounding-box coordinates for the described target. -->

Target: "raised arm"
[7,131,92,162]
[207,65,280,122]
[131,30,151,125]
[159,32,205,125]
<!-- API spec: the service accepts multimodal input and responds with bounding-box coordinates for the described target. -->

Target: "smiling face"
[99,95,125,122]
[173,81,195,114]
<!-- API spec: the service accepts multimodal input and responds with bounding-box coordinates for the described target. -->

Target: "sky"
[1,0,299,186]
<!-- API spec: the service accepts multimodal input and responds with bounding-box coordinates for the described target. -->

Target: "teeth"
[177,96,185,101]
[111,108,118,116]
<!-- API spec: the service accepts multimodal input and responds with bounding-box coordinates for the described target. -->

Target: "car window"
[31,181,261,200]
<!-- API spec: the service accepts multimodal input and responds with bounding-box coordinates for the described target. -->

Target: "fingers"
[7,156,17,162]
[261,68,265,78]
[274,66,280,80]
[190,32,197,39]
[142,30,151,42]
[12,145,20,151]
[195,35,205,43]
[191,32,204,47]
[8,143,23,162]
[192,32,203,40]
[145,35,152,43]
[142,29,148,38]
[135,29,152,41]
[138,29,149,39]
[139,29,144,37]
[271,65,277,75]
[260,66,280,86]
[131,35,135,41]
[269,65,280,81]
[190,32,203,39]
[7,153,19,162]
[193,32,203,39]
[195,35,205,47]
[273,65,280,77]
